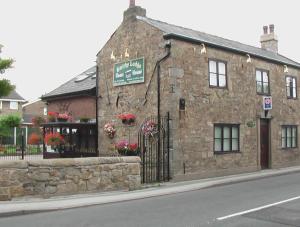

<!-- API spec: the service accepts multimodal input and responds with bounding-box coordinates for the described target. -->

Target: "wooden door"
[260,119,270,169]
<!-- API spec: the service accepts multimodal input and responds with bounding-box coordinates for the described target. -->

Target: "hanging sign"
[113,58,144,86]
[263,96,272,110]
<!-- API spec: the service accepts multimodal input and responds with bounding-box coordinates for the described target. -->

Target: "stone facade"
[0,157,141,201]
[97,5,300,181]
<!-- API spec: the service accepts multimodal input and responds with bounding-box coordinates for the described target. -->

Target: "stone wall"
[0,157,141,201]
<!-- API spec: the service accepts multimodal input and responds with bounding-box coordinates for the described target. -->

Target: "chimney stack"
[129,0,135,7]
[260,24,278,53]
[123,0,146,22]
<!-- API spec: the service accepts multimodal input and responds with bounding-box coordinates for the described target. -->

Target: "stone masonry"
[97,4,300,181]
[0,157,141,201]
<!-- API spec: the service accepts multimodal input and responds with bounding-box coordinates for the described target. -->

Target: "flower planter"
[57,118,68,122]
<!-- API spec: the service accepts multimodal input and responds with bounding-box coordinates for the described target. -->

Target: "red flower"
[44,132,64,146]
[48,112,58,117]
[129,143,138,151]
[28,133,41,145]
[117,113,136,121]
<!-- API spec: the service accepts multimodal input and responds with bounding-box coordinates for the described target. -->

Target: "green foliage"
[0,79,15,97]
[0,115,21,137]
[0,45,15,98]
[0,58,14,73]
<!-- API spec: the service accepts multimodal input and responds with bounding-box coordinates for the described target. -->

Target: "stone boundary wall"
[0,157,141,201]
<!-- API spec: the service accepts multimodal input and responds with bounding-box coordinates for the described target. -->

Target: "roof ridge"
[137,16,300,68]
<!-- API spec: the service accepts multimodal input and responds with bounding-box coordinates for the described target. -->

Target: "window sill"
[287,97,297,100]
[209,85,227,89]
[281,147,298,151]
[256,92,271,96]
[214,151,241,155]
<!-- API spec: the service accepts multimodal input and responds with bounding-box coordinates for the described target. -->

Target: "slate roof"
[42,66,96,99]
[137,16,300,69]
[0,90,26,101]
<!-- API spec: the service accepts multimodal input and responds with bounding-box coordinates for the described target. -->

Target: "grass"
[0,145,43,156]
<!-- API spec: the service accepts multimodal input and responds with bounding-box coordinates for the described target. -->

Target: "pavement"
[1,165,300,217]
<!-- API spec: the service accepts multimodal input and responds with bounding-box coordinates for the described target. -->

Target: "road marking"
[217,195,300,221]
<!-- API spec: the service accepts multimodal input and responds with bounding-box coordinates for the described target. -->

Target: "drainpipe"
[157,41,171,181]
[95,64,99,156]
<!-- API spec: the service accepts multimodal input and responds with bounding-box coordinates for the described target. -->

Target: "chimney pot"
[263,26,268,34]
[269,24,274,33]
[129,0,135,7]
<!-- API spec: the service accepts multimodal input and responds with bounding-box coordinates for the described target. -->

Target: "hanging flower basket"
[57,113,70,122]
[104,123,116,139]
[117,113,136,125]
[142,120,158,137]
[115,140,139,156]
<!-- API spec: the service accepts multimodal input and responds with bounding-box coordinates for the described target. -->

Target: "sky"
[1,0,300,101]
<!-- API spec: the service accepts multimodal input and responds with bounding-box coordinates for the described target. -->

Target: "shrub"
[28,133,41,145]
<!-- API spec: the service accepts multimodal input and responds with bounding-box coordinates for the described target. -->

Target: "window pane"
[215,127,222,138]
[287,127,292,137]
[292,127,297,138]
[286,77,291,86]
[218,62,226,74]
[263,72,268,82]
[293,78,296,88]
[232,139,238,151]
[257,82,262,93]
[209,61,217,73]
[224,127,230,138]
[287,87,291,97]
[232,127,238,139]
[215,139,222,151]
[219,75,226,87]
[282,137,286,148]
[210,73,217,86]
[223,139,230,151]
[256,71,262,82]
[263,83,269,94]
[292,137,297,148]
[287,137,292,148]
[10,101,18,110]
[293,88,297,98]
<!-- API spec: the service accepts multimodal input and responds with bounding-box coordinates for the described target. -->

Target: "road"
[1,172,300,227]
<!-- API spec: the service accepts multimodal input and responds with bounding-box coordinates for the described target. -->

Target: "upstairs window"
[209,60,227,88]
[9,101,18,110]
[281,126,297,148]
[286,76,297,99]
[256,69,270,95]
[214,124,239,153]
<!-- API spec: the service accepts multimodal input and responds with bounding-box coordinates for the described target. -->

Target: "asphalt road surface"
[1,172,300,227]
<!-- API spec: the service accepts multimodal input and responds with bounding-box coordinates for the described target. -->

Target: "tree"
[0,44,14,97]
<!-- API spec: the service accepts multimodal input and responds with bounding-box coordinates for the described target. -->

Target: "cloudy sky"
[1,0,300,101]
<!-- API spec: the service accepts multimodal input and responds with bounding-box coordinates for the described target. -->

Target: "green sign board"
[113,58,144,86]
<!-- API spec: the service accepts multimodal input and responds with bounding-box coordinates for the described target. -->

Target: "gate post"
[21,129,25,160]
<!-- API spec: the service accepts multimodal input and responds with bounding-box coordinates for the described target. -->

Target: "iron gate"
[138,112,170,184]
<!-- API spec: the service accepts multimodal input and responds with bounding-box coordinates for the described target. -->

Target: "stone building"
[97,2,300,181]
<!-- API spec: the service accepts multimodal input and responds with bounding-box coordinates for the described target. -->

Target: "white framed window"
[10,101,18,110]
[209,59,227,88]
[43,107,47,116]
[286,76,297,99]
